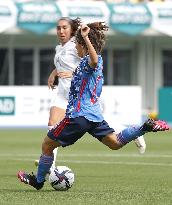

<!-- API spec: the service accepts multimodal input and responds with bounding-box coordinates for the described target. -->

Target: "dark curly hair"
[57,17,81,37]
[75,22,108,54]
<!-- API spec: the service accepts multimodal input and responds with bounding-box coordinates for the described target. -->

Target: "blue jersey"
[65,55,104,122]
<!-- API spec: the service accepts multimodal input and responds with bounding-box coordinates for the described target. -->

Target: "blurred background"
[0,0,172,127]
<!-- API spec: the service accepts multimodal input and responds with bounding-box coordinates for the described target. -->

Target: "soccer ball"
[49,166,74,191]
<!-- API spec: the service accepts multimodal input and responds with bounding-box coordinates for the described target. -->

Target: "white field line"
[0,153,172,167]
[0,153,172,158]
[58,160,172,167]
[2,158,172,167]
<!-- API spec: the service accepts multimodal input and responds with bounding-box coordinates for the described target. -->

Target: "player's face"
[75,42,84,58]
[57,20,72,45]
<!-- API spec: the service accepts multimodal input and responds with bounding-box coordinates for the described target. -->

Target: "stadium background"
[0,0,172,126]
[0,1,172,204]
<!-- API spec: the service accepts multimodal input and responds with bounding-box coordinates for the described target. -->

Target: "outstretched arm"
[81,24,98,68]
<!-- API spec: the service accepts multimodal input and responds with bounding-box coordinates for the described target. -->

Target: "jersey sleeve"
[87,55,104,102]
[85,55,103,74]
[63,44,80,71]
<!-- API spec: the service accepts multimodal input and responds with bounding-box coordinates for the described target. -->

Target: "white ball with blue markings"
[49,166,74,191]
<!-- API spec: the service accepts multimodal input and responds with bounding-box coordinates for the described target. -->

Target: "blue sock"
[117,125,146,146]
[36,154,54,183]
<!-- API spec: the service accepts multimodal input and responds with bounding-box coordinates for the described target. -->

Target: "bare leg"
[101,132,121,150]
[48,106,65,168]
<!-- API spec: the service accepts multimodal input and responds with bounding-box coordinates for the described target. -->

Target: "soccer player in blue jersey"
[17,22,169,190]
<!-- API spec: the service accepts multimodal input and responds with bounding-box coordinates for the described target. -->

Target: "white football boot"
[134,136,146,154]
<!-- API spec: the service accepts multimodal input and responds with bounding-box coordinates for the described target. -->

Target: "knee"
[102,134,122,150]
[48,119,56,126]
[108,144,121,150]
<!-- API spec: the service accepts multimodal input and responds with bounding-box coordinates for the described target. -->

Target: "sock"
[117,125,146,146]
[51,148,58,168]
[36,154,54,183]
[47,125,54,132]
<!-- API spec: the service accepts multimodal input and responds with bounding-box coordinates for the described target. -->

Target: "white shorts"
[50,93,68,110]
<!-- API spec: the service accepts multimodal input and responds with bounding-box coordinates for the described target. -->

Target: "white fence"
[0,86,142,128]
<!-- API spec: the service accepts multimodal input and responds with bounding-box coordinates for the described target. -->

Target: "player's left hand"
[48,75,56,90]
[80,24,90,38]
[57,71,73,78]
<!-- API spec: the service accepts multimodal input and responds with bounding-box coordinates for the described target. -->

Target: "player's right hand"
[57,71,73,78]
[80,24,90,38]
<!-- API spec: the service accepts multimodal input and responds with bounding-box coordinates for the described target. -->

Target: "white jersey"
[54,37,81,99]
[51,37,80,109]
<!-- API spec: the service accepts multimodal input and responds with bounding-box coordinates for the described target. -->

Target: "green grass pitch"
[0,129,172,205]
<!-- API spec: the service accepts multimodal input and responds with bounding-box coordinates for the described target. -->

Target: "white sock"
[52,148,58,168]
[134,136,146,154]
[47,125,54,132]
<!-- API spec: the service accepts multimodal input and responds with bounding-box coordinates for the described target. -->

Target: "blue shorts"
[47,116,115,147]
